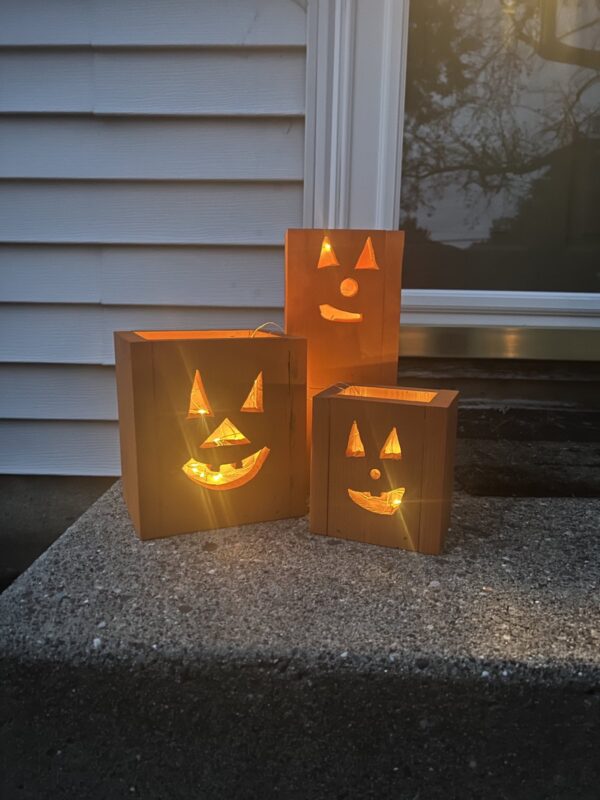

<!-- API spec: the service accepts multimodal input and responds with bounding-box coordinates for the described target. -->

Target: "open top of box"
[339,386,438,404]
[320,384,458,408]
[133,330,280,341]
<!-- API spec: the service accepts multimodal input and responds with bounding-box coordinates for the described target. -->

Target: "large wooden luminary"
[285,229,404,423]
[310,384,458,554]
[114,330,307,540]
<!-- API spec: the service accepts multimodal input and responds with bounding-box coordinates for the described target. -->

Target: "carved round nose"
[370,468,381,480]
[340,277,359,298]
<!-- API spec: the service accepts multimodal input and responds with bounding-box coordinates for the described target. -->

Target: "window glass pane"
[400,0,600,292]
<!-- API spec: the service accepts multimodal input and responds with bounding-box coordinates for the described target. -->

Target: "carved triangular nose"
[200,418,250,448]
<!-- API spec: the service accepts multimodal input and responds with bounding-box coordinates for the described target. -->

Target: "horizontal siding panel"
[0,182,302,244]
[0,420,120,475]
[0,305,284,365]
[0,51,93,113]
[0,365,117,420]
[0,0,306,47]
[0,1,306,478]
[0,49,305,115]
[0,117,304,180]
[0,245,285,306]
[0,245,101,302]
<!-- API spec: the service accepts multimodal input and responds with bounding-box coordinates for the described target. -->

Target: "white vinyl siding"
[0,0,307,47]
[0,182,302,243]
[0,118,304,180]
[0,305,280,365]
[0,421,121,475]
[0,365,117,420]
[0,0,306,475]
[0,50,305,115]
[0,246,286,306]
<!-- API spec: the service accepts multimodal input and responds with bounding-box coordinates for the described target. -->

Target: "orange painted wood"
[115,332,161,537]
[285,229,404,429]
[309,384,458,554]
[420,394,459,554]
[114,330,307,539]
[310,388,335,536]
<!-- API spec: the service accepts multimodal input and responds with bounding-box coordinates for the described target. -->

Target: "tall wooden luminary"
[114,330,307,539]
[311,384,459,554]
[285,229,404,429]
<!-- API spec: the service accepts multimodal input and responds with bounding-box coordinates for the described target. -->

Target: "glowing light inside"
[346,420,366,457]
[187,370,213,418]
[241,371,264,412]
[182,447,270,491]
[369,468,381,480]
[317,236,340,268]
[200,417,250,448]
[347,487,405,515]
[340,278,359,298]
[354,236,379,270]
[319,303,363,323]
[381,427,402,460]
[339,386,438,403]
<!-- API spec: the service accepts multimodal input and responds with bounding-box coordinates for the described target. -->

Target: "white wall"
[0,0,307,475]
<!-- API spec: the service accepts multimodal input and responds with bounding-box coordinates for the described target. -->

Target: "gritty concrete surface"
[1,482,599,799]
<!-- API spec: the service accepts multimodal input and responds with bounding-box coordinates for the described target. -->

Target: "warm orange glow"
[339,386,437,403]
[187,370,213,418]
[346,420,365,457]
[182,447,270,491]
[200,417,250,448]
[347,487,405,515]
[317,236,340,268]
[380,427,402,460]
[319,303,363,323]
[369,468,381,480]
[354,236,379,270]
[134,330,277,340]
[241,371,263,412]
[339,277,359,297]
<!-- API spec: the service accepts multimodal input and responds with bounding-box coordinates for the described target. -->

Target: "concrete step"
[1,483,598,799]
[0,476,115,592]
[455,439,600,497]
[3,357,598,592]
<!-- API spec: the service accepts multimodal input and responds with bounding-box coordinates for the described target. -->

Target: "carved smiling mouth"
[347,487,405,515]
[319,303,363,323]
[182,447,270,491]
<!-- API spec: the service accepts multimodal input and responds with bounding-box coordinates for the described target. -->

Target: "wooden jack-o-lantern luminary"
[310,384,459,554]
[285,229,404,428]
[114,330,307,540]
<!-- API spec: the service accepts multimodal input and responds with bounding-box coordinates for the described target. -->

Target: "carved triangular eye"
[317,235,340,268]
[241,371,263,412]
[354,236,379,270]
[187,370,213,418]
[380,427,402,459]
[346,420,365,457]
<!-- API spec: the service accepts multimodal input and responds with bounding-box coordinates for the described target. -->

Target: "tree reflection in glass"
[400,0,600,292]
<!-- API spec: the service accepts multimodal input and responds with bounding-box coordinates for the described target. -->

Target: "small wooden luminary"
[285,229,404,429]
[310,384,458,554]
[114,330,307,539]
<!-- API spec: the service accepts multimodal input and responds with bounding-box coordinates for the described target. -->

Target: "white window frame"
[303,0,408,230]
[303,0,600,348]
